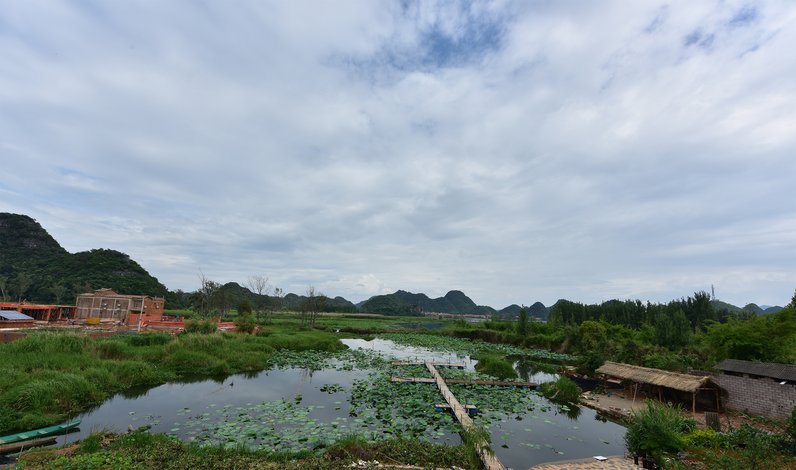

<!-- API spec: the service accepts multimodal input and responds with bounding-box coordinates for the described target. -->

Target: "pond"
[60,337,625,468]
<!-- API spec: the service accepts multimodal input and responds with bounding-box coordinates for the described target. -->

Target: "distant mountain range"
[711,299,783,316]
[358,290,496,316]
[0,212,785,317]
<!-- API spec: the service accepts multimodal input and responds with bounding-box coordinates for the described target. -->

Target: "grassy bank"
[0,329,344,435]
[17,429,469,469]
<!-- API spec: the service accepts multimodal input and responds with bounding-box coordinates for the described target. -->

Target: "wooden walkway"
[391,376,538,388]
[425,362,507,470]
[392,361,466,369]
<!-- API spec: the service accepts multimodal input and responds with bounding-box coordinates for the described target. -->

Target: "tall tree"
[195,272,221,318]
[13,272,32,302]
[300,286,325,327]
[271,287,284,318]
[247,275,271,323]
[516,305,529,337]
[49,283,67,305]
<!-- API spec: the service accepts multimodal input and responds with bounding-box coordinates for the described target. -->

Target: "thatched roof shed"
[596,361,710,392]
[596,361,720,412]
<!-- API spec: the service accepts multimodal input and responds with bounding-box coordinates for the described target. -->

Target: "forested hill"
[359,289,496,316]
[498,301,549,320]
[0,213,167,303]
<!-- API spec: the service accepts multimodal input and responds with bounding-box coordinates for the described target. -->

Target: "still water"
[60,338,625,469]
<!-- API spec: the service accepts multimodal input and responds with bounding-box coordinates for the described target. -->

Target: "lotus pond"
[64,336,625,468]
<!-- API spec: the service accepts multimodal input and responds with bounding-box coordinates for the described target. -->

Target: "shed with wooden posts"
[595,361,721,413]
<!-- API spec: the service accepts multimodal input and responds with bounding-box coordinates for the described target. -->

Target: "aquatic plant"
[539,377,581,404]
[474,354,517,380]
[17,429,469,469]
[0,329,346,434]
[382,333,575,362]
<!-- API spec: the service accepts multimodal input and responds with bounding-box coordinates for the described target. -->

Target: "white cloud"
[1,1,795,308]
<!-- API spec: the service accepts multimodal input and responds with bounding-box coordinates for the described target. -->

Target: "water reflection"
[58,337,623,468]
[510,356,559,384]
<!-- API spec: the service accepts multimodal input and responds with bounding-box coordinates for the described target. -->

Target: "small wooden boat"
[0,436,57,454]
[0,419,81,446]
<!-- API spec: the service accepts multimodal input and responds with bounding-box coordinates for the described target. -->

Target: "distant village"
[0,288,242,332]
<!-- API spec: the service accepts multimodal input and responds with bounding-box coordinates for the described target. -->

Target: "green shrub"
[78,433,104,453]
[474,354,517,380]
[7,371,99,413]
[683,428,722,448]
[110,361,169,388]
[236,312,256,334]
[625,401,696,462]
[785,406,796,444]
[540,376,582,404]
[183,319,217,334]
[94,340,131,360]
[163,348,228,376]
[642,352,693,371]
[50,452,136,469]
[724,424,787,452]
[8,332,88,354]
[701,425,790,470]
[125,332,172,347]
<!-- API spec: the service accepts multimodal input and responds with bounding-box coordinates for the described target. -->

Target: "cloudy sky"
[1,1,795,308]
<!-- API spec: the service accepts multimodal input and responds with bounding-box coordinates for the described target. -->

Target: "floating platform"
[391,376,538,389]
[392,361,466,369]
[436,403,478,415]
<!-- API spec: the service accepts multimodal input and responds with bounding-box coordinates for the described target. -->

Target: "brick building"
[712,359,796,418]
[75,288,165,325]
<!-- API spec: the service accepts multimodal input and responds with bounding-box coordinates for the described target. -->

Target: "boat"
[0,419,81,446]
[0,437,57,454]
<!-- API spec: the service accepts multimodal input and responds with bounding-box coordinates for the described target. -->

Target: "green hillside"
[360,289,494,315]
[498,301,549,319]
[0,213,167,303]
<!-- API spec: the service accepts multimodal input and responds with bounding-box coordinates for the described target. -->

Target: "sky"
[1,1,795,309]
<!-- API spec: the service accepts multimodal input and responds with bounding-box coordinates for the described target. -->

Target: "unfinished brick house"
[75,288,165,325]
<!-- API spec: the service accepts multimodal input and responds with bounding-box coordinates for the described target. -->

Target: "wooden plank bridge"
[424,362,507,470]
[391,361,542,469]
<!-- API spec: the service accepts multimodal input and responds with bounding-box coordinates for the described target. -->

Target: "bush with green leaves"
[682,428,722,448]
[235,312,256,334]
[474,354,517,380]
[540,377,582,404]
[699,424,791,470]
[625,401,696,462]
[183,319,217,334]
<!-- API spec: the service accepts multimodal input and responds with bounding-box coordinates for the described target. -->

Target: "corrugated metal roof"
[595,361,712,393]
[715,359,796,382]
[0,311,34,321]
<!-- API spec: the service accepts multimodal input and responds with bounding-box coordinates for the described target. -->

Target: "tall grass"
[625,400,696,463]
[0,328,345,434]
